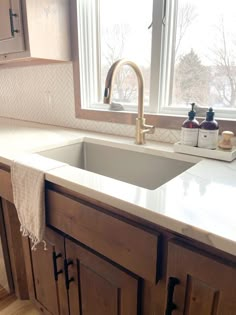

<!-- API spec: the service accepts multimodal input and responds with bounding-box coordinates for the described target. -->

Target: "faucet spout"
[104,59,155,144]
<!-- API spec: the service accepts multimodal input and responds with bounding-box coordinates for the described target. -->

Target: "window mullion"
[149,0,166,113]
[158,0,178,111]
[77,0,100,108]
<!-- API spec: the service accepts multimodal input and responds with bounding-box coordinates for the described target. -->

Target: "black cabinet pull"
[9,8,19,36]
[52,252,63,281]
[64,259,74,290]
[165,277,180,315]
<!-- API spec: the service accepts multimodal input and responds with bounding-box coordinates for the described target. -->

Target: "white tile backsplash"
[0,63,180,143]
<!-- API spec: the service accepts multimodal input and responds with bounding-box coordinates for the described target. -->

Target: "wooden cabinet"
[2,163,236,315]
[0,0,25,55]
[28,228,139,315]
[165,241,236,315]
[45,188,236,315]
[0,0,11,41]
[0,198,28,299]
[29,228,68,315]
[0,166,28,299]
[66,239,139,315]
[0,0,71,64]
[46,189,160,283]
[0,199,13,293]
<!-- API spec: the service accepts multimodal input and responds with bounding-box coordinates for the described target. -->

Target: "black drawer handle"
[165,277,180,315]
[52,251,63,281]
[64,259,74,290]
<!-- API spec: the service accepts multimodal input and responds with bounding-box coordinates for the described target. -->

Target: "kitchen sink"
[39,139,194,190]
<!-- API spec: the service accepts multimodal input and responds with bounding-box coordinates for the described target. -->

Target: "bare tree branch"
[175,3,197,59]
[211,18,236,107]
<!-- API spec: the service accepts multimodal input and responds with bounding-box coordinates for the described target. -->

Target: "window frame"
[70,0,236,134]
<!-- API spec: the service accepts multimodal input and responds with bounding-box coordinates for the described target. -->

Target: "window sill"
[75,108,236,134]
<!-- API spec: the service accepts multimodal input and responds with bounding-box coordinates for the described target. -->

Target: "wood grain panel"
[80,264,118,315]
[0,200,13,293]
[0,169,13,203]
[31,241,60,315]
[46,189,159,283]
[24,228,69,315]
[66,239,139,315]
[1,200,28,300]
[166,240,236,315]
[185,276,219,314]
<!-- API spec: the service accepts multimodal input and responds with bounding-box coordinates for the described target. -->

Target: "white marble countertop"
[0,117,235,257]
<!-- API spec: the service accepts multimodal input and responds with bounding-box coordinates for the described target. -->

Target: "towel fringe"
[20,225,47,251]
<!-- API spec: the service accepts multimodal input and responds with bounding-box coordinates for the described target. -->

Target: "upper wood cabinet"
[165,241,236,315]
[0,0,25,55]
[0,0,71,64]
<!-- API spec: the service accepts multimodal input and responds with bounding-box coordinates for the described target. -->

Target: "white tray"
[174,142,236,162]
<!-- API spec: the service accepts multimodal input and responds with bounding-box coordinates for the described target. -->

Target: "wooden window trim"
[70,0,236,134]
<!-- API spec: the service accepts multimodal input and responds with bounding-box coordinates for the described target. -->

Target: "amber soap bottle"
[180,103,199,146]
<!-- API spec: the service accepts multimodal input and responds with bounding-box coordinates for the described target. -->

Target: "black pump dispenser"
[188,102,196,120]
[205,107,215,121]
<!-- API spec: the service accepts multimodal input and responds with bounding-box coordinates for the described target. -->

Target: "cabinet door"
[0,0,25,55]
[0,0,12,41]
[0,199,13,293]
[65,239,139,315]
[30,228,69,315]
[1,199,28,299]
[165,241,236,315]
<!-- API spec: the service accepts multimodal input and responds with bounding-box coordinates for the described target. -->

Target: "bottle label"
[181,127,199,146]
[198,129,219,149]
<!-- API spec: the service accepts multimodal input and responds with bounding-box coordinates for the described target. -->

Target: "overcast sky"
[177,0,236,65]
[100,0,236,66]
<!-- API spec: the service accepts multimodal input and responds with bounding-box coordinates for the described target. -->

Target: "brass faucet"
[104,59,155,144]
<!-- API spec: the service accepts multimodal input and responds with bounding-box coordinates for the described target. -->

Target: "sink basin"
[39,139,194,190]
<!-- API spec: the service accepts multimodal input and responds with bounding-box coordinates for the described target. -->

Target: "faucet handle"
[136,118,155,144]
[143,123,155,134]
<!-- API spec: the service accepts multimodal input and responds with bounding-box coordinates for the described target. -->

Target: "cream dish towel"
[11,153,66,250]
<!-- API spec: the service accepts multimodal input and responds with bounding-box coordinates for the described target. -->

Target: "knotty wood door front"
[0,199,13,293]
[165,241,236,315]
[66,239,140,315]
[30,228,69,315]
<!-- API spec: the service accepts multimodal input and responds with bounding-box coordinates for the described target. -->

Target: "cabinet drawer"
[46,189,160,283]
[0,169,13,202]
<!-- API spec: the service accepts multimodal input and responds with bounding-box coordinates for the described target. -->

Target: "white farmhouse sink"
[39,139,194,190]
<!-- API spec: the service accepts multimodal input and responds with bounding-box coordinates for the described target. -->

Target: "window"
[76,0,153,112]
[161,0,236,119]
[73,0,236,125]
